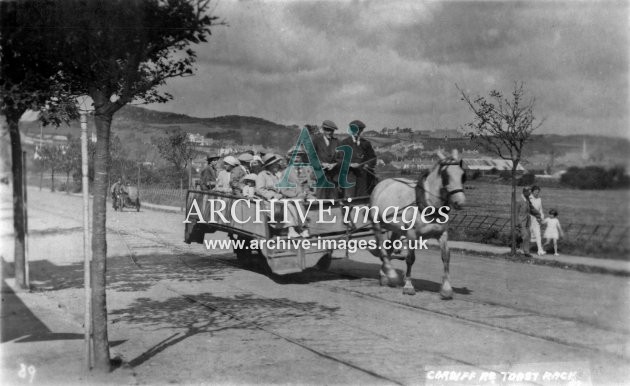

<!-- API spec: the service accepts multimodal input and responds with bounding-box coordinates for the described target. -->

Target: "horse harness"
[414,160,465,217]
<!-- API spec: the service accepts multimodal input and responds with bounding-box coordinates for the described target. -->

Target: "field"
[461,182,629,226]
[377,169,629,224]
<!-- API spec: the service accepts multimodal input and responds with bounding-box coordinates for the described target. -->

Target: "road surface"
[2,188,629,384]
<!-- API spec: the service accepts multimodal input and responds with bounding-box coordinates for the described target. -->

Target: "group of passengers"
[199,147,316,238]
[198,119,377,238]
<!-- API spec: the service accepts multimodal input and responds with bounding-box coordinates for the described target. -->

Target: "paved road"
[3,188,630,384]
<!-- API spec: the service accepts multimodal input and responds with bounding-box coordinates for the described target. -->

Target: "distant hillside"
[21,105,300,149]
[114,105,197,124]
[18,106,630,167]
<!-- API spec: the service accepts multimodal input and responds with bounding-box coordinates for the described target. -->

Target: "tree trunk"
[91,103,113,372]
[6,110,28,289]
[51,167,55,192]
[510,161,519,256]
[180,173,183,211]
[39,167,43,191]
[66,171,70,194]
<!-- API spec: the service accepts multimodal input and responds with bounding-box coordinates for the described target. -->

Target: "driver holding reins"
[338,120,377,198]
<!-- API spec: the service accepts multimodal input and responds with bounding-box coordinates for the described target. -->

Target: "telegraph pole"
[78,97,93,370]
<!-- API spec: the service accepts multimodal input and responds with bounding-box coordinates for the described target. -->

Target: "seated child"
[241,174,257,198]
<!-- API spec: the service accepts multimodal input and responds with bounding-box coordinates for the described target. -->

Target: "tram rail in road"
[26,194,630,384]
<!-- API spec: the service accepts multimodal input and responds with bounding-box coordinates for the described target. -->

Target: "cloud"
[145,0,629,138]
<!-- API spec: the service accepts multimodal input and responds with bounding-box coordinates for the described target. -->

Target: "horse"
[369,149,466,299]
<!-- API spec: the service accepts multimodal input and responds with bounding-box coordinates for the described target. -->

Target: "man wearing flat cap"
[200,155,220,190]
[313,119,340,199]
[338,120,377,198]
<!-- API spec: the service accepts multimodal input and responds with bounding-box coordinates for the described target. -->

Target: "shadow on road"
[409,277,472,295]
[0,279,52,343]
[28,227,84,237]
[3,254,237,293]
[110,292,339,368]
[332,259,473,295]
[225,254,473,295]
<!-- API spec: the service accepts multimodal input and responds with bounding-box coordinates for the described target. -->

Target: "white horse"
[370,149,466,299]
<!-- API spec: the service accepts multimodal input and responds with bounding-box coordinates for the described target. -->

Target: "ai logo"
[276,125,362,190]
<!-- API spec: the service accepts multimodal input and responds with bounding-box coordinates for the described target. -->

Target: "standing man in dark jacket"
[200,155,219,190]
[338,120,376,198]
[313,120,340,199]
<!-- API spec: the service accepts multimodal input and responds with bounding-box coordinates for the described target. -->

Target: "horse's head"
[437,149,466,210]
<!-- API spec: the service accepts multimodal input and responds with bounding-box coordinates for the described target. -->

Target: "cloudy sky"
[145,0,629,138]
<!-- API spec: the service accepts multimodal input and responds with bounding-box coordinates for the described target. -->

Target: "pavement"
[1,186,629,385]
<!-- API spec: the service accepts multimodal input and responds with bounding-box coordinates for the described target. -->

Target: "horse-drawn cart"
[183,190,372,275]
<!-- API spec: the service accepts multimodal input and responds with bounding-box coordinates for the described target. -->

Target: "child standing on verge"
[543,209,564,256]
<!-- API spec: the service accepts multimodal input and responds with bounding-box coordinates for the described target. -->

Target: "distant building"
[535,170,566,180]
[187,133,210,146]
[462,158,526,174]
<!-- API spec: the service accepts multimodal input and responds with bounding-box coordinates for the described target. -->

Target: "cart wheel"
[315,252,332,271]
[230,235,254,265]
[234,247,253,263]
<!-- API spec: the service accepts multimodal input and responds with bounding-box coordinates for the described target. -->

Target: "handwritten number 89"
[18,363,36,383]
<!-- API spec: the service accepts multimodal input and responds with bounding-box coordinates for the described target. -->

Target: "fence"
[140,184,186,208]
[448,213,630,249]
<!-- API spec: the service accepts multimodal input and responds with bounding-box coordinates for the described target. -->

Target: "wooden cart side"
[184,190,270,244]
[183,191,378,275]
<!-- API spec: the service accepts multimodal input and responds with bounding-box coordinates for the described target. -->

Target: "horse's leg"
[439,230,453,300]
[389,231,402,256]
[402,253,416,296]
[373,223,398,286]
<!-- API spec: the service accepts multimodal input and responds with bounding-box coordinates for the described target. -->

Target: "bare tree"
[458,82,544,255]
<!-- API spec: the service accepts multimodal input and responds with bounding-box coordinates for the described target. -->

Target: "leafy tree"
[13,0,220,371]
[378,151,396,165]
[59,140,82,193]
[561,165,630,189]
[33,150,47,191]
[38,144,65,192]
[109,135,130,182]
[1,0,79,289]
[517,172,536,187]
[156,129,196,171]
[305,124,320,137]
[459,82,543,256]
[156,128,197,190]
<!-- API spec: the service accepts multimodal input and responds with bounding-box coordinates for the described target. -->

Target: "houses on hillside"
[187,133,211,147]
[462,158,526,174]
[388,157,527,175]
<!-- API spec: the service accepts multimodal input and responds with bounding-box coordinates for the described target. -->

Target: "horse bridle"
[439,160,465,201]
